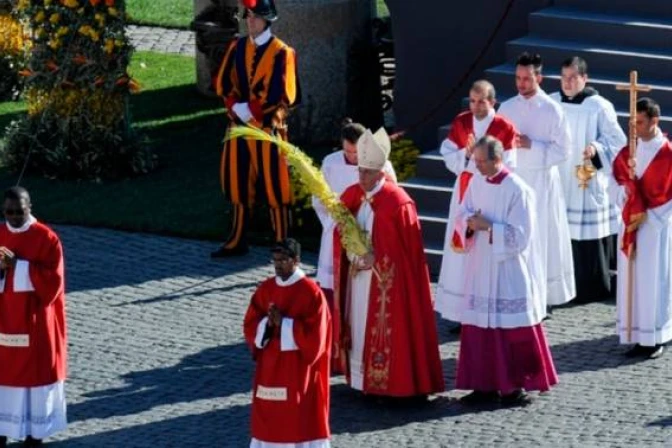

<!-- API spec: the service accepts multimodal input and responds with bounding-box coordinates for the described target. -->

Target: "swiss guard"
[212,0,301,257]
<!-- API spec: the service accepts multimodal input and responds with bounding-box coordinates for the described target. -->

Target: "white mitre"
[356,127,391,170]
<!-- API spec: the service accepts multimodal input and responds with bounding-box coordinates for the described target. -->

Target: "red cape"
[0,221,67,387]
[333,181,444,396]
[612,140,672,256]
[447,111,517,153]
[243,276,331,443]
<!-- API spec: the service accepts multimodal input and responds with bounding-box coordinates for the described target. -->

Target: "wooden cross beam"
[616,71,651,179]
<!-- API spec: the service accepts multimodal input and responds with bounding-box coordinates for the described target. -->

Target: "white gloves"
[232,102,253,123]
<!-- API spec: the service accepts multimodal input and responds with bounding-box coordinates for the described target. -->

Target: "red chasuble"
[612,140,672,256]
[0,221,67,387]
[243,276,331,444]
[448,112,518,250]
[333,182,445,397]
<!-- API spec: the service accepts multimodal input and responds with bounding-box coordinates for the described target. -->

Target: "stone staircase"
[402,0,672,276]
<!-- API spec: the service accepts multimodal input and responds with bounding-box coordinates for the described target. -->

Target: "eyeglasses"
[270,257,292,265]
[3,208,25,217]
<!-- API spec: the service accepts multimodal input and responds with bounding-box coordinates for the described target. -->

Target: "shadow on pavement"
[49,405,250,448]
[647,416,672,427]
[114,280,261,307]
[68,342,253,422]
[58,226,312,294]
[550,334,654,374]
[328,356,517,435]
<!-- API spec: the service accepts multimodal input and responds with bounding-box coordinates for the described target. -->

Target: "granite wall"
[273,0,373,144]
[193,0,372,144]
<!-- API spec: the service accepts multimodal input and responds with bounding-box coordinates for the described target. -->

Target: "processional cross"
[616,71,651,179]
[615,70,651,342]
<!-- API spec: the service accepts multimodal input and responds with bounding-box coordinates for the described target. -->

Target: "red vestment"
[0,221,67,387]
[612,140,672,256]
[447,112,518,156]
[447,112,518,249]
[243,275,331,444]
[333,182,445,396]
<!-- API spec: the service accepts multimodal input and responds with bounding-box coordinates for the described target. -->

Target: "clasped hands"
[583,144,597,160]
[0,247,16,271]
[267,303,283,328]
[625,158,639,196]
[467,210,492,233]
[516,134,531,149]
[465,134,477,158]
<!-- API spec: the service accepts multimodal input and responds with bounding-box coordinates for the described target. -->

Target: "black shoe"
[360,392,388,406]
[449,324,462,335]
[379,394,430,408]
[210,244,249,258]
[0,436,7,448]
[460,390,499,405]
[649,345,665,359]
[403,394,429,406]
[624,344,648,358]
[500,390,533,407]
[23,436,43,447]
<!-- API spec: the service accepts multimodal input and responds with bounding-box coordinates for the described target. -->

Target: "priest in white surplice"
[313,120,395,372]
[452,136,557,406]
[550,57,626,302]
[609,98,672,360]
[498,52,576,309]
[435,80,518,327]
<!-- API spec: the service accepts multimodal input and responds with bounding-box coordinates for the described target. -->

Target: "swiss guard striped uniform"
[212,28,300,257]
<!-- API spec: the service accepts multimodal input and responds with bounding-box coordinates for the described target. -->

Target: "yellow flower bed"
[26,87,124,126]
[0,14,26,55]
[388,138,420,182]
[16,0,135,93]
[227,126,371,257]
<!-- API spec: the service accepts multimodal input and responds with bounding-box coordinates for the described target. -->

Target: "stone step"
[530,7,672,52]
[487,63,672,111]
[415,150,456,182]
[419,211,448,249]
[554,0,672,17]
[424,242,443,279]
[399,177,453,217]
[484,64,672,134]
[437,123,451,145]
[418,0,672,279]
[506,36,672,83]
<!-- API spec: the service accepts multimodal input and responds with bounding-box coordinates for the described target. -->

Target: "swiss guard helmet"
[242,0,278,22]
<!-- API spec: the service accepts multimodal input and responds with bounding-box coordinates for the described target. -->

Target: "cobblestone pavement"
[15,226,672,447]
[127,25,195,56]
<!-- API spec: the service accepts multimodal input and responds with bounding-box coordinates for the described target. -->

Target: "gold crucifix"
[616,71,651,180]
[615,71,652,343]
